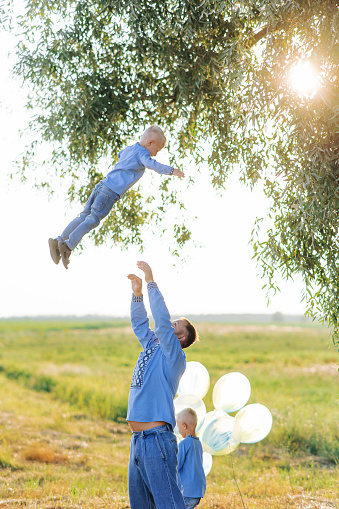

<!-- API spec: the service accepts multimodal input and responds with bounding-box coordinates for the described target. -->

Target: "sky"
[0,22,306,319]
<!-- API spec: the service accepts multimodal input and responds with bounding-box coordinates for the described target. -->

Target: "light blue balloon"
[201,414,241,456]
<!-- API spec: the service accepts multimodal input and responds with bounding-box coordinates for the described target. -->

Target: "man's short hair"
[141,125,166,145]
[180,317,199,349]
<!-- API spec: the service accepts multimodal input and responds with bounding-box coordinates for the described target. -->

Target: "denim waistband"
[99,181,120,198]
[132,424,173,436]
[100,180,121,198]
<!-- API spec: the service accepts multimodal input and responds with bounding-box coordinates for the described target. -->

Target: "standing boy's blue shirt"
[177,436,206,498]
[103,142,173,197]
[127,282,186,429]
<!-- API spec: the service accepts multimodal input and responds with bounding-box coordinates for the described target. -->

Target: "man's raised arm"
[135,261,184,362]
[127,273,156,348]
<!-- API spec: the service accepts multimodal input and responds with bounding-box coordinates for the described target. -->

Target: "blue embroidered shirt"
[102,142,173,197]
[177,436,206,498]
[127,282,186,428]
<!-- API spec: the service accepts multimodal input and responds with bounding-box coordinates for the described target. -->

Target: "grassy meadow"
[0,319,338,508]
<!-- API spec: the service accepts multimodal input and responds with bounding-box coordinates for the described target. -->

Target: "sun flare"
[289,61,320,97]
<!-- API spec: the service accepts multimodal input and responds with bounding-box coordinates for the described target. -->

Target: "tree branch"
[246,19,290,49]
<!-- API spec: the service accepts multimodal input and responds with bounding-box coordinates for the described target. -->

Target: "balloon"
[201,413,241,456]
[202,451,213,476]
[177,361,210,399]
[197,410,226,440]
[213,372,251,413]
[235,403,273,443]
[174,394,206,435]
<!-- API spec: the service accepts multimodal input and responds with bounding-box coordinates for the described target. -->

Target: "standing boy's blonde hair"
[140,125,166,145]
[177,407,198,428]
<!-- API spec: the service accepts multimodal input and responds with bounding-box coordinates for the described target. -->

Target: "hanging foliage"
[10,0,339,341]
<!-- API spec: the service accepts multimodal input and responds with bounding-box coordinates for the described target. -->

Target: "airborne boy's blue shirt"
[102,142,173,197]
[177,436,206,498]
[127,282,186,429]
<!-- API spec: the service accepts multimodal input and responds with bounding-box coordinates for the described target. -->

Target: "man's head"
[176,407,198,438]
[139,125,166,156]
[172,317,199,349]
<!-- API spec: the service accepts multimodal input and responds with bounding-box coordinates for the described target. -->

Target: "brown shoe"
[58,241,72,269]
[48,238,61,264]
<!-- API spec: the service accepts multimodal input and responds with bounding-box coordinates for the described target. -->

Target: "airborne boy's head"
[139,125,166,156]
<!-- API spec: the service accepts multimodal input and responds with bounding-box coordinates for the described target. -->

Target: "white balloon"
[201,413,241,456]
[202,451,213,476]
[174,394,207,435]
[235,403,273,443]
[177,361,210,399]
[213,372,251,413]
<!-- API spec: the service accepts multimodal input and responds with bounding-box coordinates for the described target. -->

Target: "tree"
[0,0,13,28]
[11,0,339,342]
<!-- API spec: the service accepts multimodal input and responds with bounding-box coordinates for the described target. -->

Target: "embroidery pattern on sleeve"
[147,282,158,290]
[130,339,159,388]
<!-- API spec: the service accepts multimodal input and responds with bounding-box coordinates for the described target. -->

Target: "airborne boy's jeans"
[129,424,186,509]
[58,181,120,250]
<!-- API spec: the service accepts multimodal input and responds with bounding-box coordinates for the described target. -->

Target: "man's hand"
[137,261,154,284]
[172,168,185,178]
[127,274,143,296]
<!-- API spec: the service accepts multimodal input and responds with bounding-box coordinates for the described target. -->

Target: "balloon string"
[230,453,246,509]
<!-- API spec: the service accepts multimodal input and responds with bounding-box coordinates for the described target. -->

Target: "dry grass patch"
[200,492,338,508]
[22,442,68,464]
[2,493,336,509]
[0,494,130,508]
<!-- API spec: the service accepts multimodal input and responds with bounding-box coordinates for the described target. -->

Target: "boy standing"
[176,408,206,509]
[127,261,198,509]
[49,126,184,269]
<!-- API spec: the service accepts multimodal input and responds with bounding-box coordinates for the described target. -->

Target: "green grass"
[0,320,338,508]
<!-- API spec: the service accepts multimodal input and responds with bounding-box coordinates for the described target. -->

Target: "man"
[127,261,198,509]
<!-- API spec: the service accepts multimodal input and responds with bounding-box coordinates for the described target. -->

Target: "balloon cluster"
[174,362,273,475]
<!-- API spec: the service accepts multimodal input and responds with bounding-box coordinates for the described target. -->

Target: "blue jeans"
[183,497,201,509]
[129,424,186,509]
[58,182,120,250]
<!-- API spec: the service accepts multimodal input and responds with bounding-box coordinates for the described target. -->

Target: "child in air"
[176,408,206,509]
[48,125,184,269]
